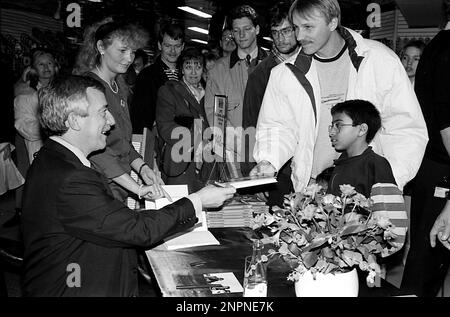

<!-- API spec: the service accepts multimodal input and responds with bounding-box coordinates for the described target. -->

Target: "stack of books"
[205,195,269,228]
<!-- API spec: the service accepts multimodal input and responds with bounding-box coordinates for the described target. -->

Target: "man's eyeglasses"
[271,26,294,39]
[222,35,234,42]
[328,122,358,133]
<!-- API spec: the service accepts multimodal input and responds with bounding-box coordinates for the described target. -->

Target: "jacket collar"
[229,46,268,69]
[293,27,366,74]
[293,50,313,74]
[334,146,373,165]
[336,27,365,71]
[167,80,203,116]
[44,138,88,168]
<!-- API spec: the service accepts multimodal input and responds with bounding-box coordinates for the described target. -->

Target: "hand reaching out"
[196,185,236,208]
[249,160,276,177]
[140,164,165,185]
[430,201,450,250]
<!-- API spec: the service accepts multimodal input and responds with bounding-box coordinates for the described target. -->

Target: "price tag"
[434,186,449,198]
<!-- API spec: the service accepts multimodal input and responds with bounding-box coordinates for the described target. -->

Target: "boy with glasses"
[326,99,407,257]
[327,99,397,197]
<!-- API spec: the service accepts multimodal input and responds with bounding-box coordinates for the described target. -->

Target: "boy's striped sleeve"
[370,182,408,257]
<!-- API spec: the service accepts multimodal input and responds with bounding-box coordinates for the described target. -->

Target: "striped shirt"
[370,182,408,257]
[163,68,179,81]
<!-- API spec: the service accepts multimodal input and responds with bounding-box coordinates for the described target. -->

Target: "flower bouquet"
[252,184,405,287]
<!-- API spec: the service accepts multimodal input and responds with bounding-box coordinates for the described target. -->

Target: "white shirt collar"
[445,21,450,30]
[50,136,91,168]
[237,46,258,60]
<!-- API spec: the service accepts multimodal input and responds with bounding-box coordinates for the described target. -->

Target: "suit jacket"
[156,80,209,192]
[22,139,197,296]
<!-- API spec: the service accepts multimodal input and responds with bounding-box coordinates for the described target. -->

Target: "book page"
[143,185,218,249]
[216,175,277,189]
[144,185,189,210]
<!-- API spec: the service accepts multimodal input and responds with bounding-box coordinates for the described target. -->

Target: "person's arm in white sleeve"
[14,93,42,142]
[252,67,298,175]
[373,58,428,190]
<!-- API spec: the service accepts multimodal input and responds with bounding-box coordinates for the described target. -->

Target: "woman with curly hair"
[73,18,163,202]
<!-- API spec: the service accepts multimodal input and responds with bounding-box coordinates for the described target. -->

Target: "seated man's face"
[79,88,115,154]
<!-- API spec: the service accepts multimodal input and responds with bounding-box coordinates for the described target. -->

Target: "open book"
[144,185,220,250]
[214,175,277,189]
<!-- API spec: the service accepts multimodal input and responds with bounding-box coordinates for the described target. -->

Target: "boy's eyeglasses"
[271,26,294,39]
[328,123,358,133]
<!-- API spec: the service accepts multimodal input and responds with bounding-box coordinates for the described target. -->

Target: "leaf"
[307,237,328,250]
[279,242,290,256]
[301,251,319,269]
[289,241,303,257]
[357,246,369,260]
[342,250,363,265]
[341,223,367,236]
[324,262,338,274]
[322,247,335,259]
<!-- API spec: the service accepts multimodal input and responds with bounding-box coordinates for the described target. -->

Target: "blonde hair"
[289,0,341,27]
[72,17,149,75]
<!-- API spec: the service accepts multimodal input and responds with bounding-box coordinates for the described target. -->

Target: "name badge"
[434,186,449,198]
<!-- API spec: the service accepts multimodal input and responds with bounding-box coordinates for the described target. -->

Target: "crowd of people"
[1,0,449,297]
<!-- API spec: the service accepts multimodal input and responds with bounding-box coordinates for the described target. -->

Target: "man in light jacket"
[251,0,428,192]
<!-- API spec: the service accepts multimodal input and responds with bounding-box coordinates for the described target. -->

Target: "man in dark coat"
[241,2,300,206]
[130,23,184,134]
[21,75,235,296]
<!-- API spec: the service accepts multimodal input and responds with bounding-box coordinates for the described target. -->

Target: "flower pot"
[294,268,359,297]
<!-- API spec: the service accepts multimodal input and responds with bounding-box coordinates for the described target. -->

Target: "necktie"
[245,54,251,67]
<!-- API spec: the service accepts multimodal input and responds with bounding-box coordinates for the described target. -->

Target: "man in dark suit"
[21,75,235,296]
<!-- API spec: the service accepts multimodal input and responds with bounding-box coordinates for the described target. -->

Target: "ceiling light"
[191,39,208,44]
[178,6,212,19]
[261,47,270,51]
[188,27,209,35]
[263,37,273,42]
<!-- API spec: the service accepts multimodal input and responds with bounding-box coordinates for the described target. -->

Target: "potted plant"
[252,184,406,297]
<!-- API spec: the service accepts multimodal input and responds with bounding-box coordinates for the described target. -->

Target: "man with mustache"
[21,75,235,296]
[241,2,300,206]
[251,0,427,197]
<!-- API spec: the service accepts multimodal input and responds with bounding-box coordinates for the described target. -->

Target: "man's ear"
[255,25,260,36]
[329,17,339,32]
[358,123,369,137]
[66,112,81,131]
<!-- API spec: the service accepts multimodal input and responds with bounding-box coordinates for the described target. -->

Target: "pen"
[160,186,173,202]
[176,284,229,290]
[213,181,227,188]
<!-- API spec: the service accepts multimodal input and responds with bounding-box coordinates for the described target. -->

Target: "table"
[145,227,410,297]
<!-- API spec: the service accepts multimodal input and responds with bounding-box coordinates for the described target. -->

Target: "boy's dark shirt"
[328,146,396,198]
